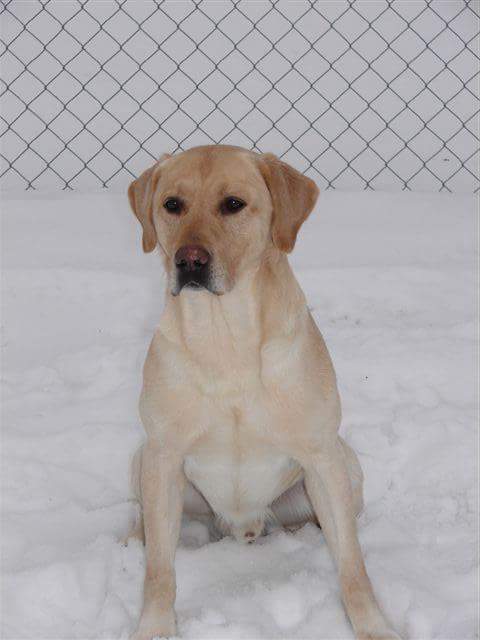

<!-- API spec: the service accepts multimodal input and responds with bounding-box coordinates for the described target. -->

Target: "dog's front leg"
[303,439,400,640]
[133,439,185,640]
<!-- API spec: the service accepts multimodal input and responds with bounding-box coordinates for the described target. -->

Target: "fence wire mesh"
[1,0,479,192]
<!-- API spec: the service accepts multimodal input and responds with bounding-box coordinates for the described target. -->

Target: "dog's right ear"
[128,154,170,253]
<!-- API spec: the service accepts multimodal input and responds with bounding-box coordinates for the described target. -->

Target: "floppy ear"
[128,155,169,253]
[258,153,319,253]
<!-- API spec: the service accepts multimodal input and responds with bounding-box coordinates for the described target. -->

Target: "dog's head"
[128,145,319,296]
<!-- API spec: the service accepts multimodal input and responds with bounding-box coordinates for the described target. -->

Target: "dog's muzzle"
[173,244,212,295]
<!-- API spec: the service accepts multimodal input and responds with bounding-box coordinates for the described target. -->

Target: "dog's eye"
[222,197,246,214]
[164,198,183,214]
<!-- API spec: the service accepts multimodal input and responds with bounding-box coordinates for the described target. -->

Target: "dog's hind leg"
[270,478,317,530]
[271,437,363,531]
[124,444,145,545]
[340,436,364,517]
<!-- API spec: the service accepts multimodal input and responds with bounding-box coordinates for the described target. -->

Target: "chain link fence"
[1,0,479,192]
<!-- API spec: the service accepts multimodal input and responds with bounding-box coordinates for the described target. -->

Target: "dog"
[127,145,400,640]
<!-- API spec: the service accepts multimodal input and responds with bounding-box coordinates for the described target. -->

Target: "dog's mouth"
[180,279,205,293]
[171,272,221,296]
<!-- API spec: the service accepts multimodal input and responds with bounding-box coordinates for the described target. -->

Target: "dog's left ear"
[258,153,319,253]
[128,154,170,253]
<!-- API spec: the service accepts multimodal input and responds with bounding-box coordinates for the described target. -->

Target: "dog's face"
[128,145,318,296]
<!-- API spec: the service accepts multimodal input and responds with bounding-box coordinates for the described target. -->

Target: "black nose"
[175,245,211,272]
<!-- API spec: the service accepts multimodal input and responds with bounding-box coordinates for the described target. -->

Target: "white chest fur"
[155,286,314,536]
[183,413,302,529]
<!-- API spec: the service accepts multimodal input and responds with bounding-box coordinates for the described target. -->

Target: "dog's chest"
[183,416,301,524]
[161,320,308,524]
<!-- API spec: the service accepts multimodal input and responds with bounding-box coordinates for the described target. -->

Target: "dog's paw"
[357,628,402,640]
[130,610,177,640]
[130,624,177,640]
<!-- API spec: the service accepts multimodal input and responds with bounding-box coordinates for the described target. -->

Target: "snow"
[1,188,478,639]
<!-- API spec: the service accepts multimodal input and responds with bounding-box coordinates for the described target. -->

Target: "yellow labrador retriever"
[127,145,399,640]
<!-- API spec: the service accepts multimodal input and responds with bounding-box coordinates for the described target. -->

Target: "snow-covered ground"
[1,188,477,639]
